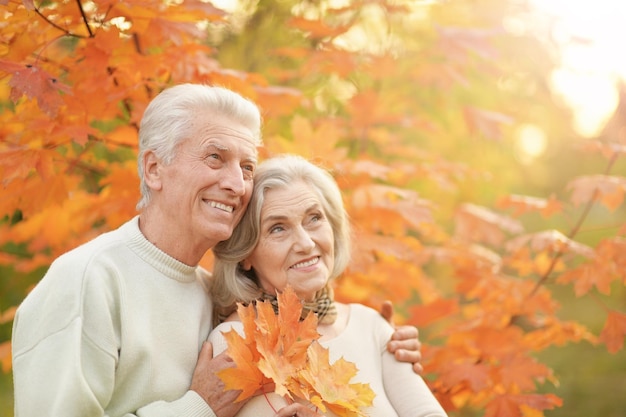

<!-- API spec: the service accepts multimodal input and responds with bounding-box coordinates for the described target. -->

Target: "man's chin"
[211,225,235,243]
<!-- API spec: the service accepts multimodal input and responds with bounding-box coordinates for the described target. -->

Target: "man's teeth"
[292,258,318,269]
[210,201,234,213]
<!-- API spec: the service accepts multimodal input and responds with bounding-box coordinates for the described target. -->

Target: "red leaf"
[0,60,72,117]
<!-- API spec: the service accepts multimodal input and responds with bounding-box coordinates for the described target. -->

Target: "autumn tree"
[1,0,625,416]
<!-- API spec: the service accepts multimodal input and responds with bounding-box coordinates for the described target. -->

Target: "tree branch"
[528,150,621,297]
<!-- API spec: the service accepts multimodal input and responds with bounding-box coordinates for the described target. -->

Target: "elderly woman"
[208,154,447,417]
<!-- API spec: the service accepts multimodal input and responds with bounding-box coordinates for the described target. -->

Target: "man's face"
[155,115,258,255]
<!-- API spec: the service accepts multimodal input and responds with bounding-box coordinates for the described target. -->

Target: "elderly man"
[11,84,421,417]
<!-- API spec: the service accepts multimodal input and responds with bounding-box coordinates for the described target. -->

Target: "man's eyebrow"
[206,143,229,151]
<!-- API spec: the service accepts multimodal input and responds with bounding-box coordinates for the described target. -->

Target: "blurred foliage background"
[1,0,625,416]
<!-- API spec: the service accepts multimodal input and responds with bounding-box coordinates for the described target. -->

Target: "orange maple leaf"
[485,393,562,417]
[288,16,353,40]
[409,298,460,328]
[218,286,375,415]
[556,264,612,297]
[438,360,491,392]
[297,342,374,417]
[218,324,270,402]
[0,60,72,117]
[255,290,319,398]
[599,310,626,353]
[497,194,563,218]
[498,354,551,391]
[455,203,524,247]
[0,341,11,373]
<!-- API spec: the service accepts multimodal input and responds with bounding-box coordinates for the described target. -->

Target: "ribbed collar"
[122,216,199,283]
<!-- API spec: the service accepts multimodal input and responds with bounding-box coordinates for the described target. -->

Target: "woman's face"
[244,181,335,301]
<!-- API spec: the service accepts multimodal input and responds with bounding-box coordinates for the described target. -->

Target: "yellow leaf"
[299,342,374,417]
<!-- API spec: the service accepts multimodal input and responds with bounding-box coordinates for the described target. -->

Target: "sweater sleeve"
[355,305,448,417]
[11,244,217,417]
[12,316,215,417]
[382,352,448,417]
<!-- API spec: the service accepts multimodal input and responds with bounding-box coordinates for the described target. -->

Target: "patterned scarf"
[260,285,337,325]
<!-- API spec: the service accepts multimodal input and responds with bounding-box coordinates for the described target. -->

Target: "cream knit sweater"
[12,216,216,417]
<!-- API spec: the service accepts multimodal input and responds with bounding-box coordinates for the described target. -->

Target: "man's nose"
[221,163,246,195]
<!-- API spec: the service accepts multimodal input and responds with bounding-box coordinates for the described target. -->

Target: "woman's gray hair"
[136,83,263,210]
[211,154,351,323]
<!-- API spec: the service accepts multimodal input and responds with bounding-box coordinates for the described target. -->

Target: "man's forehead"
[196,121,260,146]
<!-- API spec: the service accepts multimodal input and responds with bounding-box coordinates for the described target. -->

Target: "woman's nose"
[293,227,315,252]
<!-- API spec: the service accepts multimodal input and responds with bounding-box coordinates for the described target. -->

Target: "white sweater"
[12,216,216,417]
[208,303,448,417]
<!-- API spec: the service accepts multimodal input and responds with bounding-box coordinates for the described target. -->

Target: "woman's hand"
[380,300,423,374]
[273,403,323,417]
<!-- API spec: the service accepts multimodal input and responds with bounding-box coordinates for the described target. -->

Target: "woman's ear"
[241,259,252,271]
[143,150,163,191]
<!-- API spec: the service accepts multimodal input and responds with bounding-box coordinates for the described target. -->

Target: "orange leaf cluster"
[218,287,374,417]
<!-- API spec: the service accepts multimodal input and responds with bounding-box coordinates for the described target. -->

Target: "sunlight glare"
[210,0,237,12]
[514,124,547,164]
[529,0,626,137]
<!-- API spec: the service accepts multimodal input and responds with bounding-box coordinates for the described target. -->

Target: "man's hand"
[380,300,423,374]
[190,342,245,417]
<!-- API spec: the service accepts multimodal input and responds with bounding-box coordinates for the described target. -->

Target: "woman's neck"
[317,302,349,342]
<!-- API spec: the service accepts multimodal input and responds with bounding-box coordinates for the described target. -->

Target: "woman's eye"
[269,225,284,233]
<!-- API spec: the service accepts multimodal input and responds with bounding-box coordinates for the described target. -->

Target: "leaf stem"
[263,390,278,414]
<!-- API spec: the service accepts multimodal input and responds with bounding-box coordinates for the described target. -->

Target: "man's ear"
[143,150,163,191]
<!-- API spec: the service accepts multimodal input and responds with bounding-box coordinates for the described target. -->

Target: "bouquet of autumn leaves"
[217,286,375,417]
